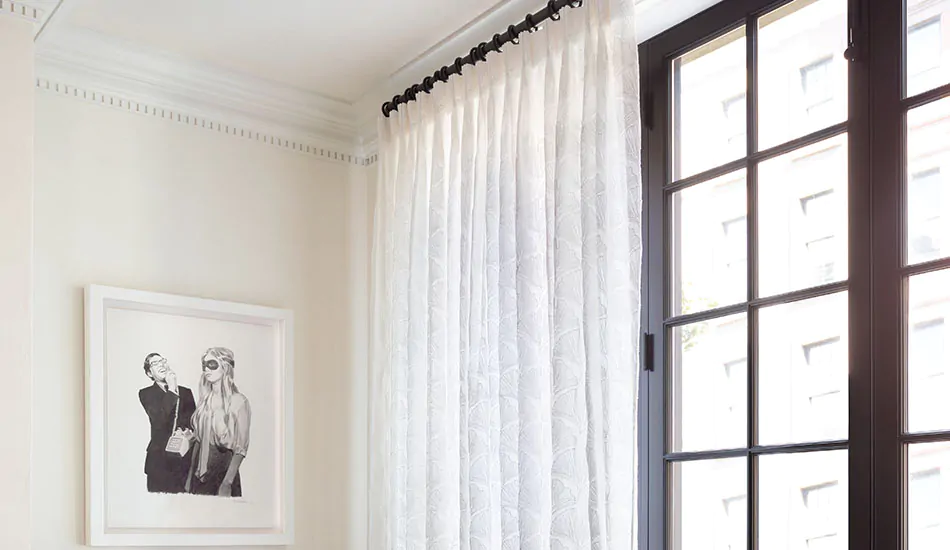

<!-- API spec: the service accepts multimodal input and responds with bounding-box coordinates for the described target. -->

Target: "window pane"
[758,0,848,150]
[907,98,950,265]
[907,269,950,433]
[672,171,747,316]
[758,134,848,296]
[671,314,747,452]
[759,450,848,550]
[673,27,747,180]
[908,442,950,549]
[670,458,747,550]
[759,292,848,445]
[907,0,950,97]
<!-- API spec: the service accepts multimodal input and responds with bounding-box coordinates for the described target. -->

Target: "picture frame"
[85,285,294,546]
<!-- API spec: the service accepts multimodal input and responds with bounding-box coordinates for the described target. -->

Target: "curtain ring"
[525,13,540,33]
[381,102,392,117]
[470,47,482,64]
[439,67,450,82]
[454,57,465,74]
[507,24,521,45]
[492,33,505,52]
[548,0,561,20]
[403,87,413,102]
[478,42,491,61]
[569,0,583,7]
[507,24,520,44]
[391,94,402,106]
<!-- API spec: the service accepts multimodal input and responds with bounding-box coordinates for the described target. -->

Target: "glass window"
[759,136,848,296]
[802,481,841,539]
[801,190,838,283]
[801,57,835,119]
[758,0,847,149]
[908,270,950,433]
[671,314,748,452]
[724,358,748,416]
[907,10,947,97]
[723,495,747,550]
[723,94,748,153]
[908,442,950,549]
[673,27,747,180]
[908,167,945,264]
[911,319,946,379]
[672,171,748,316]
[759,451,848,550]
[911,469,942,529]
[670,458,747,550]
[759,293,848,445]
[722,215,748,297]
[645,0,950,548]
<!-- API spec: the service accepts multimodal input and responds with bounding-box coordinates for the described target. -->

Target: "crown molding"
[0,0,41,22]
[25,0,718,167]
[35,25,363,151]
[0,0,56,33]
[37,77,375,167]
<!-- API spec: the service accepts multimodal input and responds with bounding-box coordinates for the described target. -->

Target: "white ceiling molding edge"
[36,77,374,167]
[27,0,722,167]
[35,25,362,152]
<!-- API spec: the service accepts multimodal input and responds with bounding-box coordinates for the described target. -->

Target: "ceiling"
[21,0,724,151]
[62,0,509,104]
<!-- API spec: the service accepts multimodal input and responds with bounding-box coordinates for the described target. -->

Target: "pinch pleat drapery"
[370,1,642,548]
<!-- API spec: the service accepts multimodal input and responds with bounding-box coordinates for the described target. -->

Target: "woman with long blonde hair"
[187,347,251,497]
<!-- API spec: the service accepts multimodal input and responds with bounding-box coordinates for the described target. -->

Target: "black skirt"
[190,445,242,497]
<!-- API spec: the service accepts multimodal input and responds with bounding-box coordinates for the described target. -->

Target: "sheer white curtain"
[370,1,641,548]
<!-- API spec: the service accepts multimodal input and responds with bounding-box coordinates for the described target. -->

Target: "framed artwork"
[85,285,294,546]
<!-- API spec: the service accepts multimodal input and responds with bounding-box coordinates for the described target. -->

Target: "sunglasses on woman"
[202,360,220,371]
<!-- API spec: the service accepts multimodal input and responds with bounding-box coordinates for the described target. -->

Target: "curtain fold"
[371,1,641,548]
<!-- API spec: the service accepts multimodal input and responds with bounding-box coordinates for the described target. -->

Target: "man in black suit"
[139,353,197,494]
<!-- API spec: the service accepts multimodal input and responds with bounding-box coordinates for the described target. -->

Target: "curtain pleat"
[371,1,641,548]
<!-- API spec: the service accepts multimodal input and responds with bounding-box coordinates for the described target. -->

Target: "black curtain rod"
[381,0,584,117]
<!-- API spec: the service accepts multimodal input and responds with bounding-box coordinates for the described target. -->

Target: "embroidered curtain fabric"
[371,1,642,548]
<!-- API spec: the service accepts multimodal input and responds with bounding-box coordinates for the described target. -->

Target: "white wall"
[0,15,35,550]
[32,91,368,549]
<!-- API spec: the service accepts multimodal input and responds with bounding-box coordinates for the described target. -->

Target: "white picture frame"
[85,285,295,546]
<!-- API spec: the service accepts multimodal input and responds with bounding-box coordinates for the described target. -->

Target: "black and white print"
[138,349,252,498]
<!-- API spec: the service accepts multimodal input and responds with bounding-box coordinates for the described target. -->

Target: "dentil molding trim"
[0,0,41,22]
[37,78,376,167]
[23,0,712,167]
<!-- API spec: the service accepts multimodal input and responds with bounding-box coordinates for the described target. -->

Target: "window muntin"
[656,0,850,548]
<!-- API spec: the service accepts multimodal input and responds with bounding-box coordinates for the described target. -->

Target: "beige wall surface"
[0,15,35,550]
[33,91,370,549]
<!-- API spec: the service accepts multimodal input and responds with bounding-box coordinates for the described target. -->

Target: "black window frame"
[636,0,904,548]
